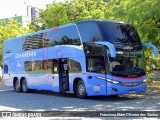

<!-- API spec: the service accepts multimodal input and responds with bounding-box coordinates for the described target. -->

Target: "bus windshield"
[100,21,141,44]
[109,50,146,77]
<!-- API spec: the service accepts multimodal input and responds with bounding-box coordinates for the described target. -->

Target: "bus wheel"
[76,80,87,99]
[14,80,22,92]
[22,79,28,93]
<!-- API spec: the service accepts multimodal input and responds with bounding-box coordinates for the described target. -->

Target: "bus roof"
[75,19,127,24]
[4,19,128,43]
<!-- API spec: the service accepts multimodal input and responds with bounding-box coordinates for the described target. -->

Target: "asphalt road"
[0,84,160,111]
[0,84,160,119]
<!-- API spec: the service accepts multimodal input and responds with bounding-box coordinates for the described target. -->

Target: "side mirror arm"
[142,43,159,58]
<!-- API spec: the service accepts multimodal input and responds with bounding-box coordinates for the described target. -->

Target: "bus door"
[59,58,69,92]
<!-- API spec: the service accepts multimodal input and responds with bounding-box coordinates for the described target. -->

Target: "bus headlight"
[107,79,119,84]
[143,79,147,83]
[96,76,119,84]
[111,80,120,84]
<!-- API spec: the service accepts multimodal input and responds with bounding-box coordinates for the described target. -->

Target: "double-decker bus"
[3,20,158,98]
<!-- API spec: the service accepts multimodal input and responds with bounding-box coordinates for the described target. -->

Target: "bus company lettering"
[15,51,36,59]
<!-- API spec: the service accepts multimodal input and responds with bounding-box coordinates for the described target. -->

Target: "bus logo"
[123,46,133,50]
[15,51,36,59]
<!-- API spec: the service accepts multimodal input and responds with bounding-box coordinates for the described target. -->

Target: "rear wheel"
[22,79,29,93]
[14,80,21,92]
[76,80,87,99]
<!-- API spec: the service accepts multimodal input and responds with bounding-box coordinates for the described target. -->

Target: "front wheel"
[22,79,29,93]
[76,80,87,99]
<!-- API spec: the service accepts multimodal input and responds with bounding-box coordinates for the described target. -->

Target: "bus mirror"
[142,43,159,58]
[95,42,116,58]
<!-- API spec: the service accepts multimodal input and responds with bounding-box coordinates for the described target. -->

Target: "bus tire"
[22,79,29,93]
[14,80,22,92]
[76,80,87,99]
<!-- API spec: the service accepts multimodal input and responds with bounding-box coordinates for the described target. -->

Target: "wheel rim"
[22,80,27,92]
[78,83,86,96]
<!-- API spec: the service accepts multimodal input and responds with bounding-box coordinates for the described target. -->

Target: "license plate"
[129,91,135,94]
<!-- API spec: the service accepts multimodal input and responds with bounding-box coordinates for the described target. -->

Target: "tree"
[39,0,107,28]
[106,0,160,70]
[0,18,32,65]
[106,0,160,44]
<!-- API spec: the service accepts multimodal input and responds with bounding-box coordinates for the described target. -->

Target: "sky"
[0,0,66,19]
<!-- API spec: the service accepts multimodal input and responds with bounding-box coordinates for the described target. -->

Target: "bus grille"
[119,81,144,87]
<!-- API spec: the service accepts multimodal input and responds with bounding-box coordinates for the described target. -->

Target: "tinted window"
[45,27,59,47]
[23,33,44,50]
[25,60,51,74]
[24,59,59,74]
[52,59,59,74]
[83,43,105,56]
[4,64,8,74]
[77,22,102,42]
[58,25,81,45]
[100,22,141,43]
[69,60,82,73]
[87,56,105,74]
[109,51,145,77]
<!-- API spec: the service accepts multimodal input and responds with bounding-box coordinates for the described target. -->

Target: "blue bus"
[3,20,158,98]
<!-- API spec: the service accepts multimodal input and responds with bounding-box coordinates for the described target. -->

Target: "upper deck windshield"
[76,20,141,44]
[76,21,102,43]
[109,50,146,77]
[99,21,141,44]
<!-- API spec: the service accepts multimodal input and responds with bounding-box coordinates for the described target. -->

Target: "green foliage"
[0,18,32,65]
[108,0,160,44]
[39,0,107,28]
[106,0,160,70]
[28,22,43,32]
[147,72,154,84]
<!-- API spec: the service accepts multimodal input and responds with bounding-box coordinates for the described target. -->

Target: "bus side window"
[45,27,59,47]
[4,64,8,74]
[58,25,81,46]
[53,59,59,74]
[77,22,102,43]
[23,33,44,51]
[69,60,82,73]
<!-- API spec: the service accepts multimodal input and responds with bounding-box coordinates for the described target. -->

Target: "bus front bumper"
[106,82,147,95]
